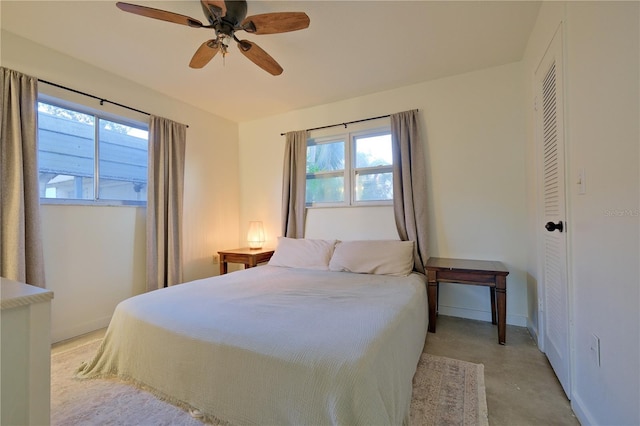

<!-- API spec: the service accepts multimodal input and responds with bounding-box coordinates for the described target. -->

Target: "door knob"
[545,221,564,232]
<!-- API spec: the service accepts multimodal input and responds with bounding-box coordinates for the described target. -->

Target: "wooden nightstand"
[218,247,275,275]
[426,257,509,345]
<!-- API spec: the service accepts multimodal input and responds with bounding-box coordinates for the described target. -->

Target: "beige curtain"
[281,130,308,238]
[391,109,429,273]
[147,116,186,291]
[0,67,46,287]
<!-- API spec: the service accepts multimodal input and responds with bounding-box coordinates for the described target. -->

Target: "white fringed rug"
[52,340,488,425]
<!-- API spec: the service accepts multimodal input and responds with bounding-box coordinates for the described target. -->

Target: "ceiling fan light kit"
[115,0,309,76]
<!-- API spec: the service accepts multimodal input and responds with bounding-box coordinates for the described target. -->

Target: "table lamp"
[247,221,265,249]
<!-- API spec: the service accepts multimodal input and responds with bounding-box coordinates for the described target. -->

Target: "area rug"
[52,340,488,426]
[411,352,488,426]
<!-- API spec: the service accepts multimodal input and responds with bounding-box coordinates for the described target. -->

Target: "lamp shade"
[247,221,265,249]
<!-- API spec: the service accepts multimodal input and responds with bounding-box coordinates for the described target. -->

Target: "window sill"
[306,201,393,209]
[39,199,146,207]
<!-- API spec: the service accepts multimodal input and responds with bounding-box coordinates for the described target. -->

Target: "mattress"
[76,265,428,425]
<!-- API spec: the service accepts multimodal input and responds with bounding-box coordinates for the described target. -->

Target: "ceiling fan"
[115,0,310,75]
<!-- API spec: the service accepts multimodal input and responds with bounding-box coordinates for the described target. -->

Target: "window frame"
[37,94,149,206]
[305,135,349,207]
[306,125,393,208]
[351,129,394,206]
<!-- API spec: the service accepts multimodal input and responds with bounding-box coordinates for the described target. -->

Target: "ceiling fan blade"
[241,12,310,35]
[116,2,204,28]
[189,40,220,69]
[237,40,283,76]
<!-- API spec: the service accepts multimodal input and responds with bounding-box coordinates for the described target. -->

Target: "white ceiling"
[1,1,541,122]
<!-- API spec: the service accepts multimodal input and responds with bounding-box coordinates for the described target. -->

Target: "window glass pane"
[355,170,393,201]
[306,140,345,173]
[355,134,392,168]
[306,175,344,204]
[98,119,148,201]
[38,102,95,199]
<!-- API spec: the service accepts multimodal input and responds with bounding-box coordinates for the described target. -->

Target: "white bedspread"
[77,266,428,425]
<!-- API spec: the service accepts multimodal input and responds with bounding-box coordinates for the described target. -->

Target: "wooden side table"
[218,248,275,275]
[426,257,509,345]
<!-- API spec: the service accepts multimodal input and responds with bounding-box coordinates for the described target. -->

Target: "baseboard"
[571,392,597,425]
[438,305,528,327]
[52,315,111,344]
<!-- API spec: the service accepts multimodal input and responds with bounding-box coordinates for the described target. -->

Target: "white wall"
[305,206,398,241]
[239,62,529,327]
[40,205,146,341]
[566,2,639,424]
[523,2,639,424]
[1,31,242,342]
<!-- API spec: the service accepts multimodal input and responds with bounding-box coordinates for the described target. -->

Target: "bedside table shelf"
[218,248,275,275]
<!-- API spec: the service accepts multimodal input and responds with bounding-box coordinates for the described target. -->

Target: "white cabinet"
[1,277,54,425]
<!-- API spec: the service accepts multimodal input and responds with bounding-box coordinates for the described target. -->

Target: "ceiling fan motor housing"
[202,0,247,33]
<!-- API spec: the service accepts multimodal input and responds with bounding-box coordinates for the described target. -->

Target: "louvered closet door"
[535,26,571,398]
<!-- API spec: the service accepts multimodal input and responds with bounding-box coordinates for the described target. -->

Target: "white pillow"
[268,237,337,270]
[329,240,415,276]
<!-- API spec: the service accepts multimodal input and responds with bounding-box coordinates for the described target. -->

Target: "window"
[37,99,149,204]
[306,138,345,204]
[306,128,393,206]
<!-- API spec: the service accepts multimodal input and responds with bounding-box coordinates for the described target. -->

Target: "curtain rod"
[38,79,188,128]
[280,113,391,136]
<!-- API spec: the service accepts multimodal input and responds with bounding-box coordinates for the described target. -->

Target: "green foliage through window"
[305,128,393,206]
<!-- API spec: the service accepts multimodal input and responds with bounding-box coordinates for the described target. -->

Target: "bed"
[76,238,428,425]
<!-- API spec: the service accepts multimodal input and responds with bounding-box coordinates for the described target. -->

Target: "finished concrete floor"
[424,315,579,425]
